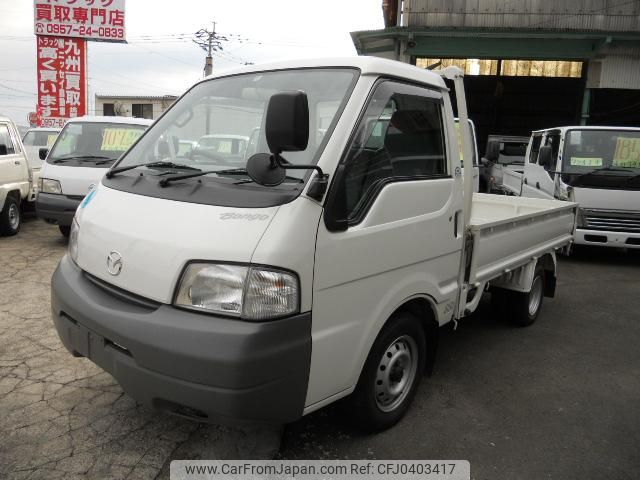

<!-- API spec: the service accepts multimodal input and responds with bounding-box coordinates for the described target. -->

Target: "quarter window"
[341,81,446,221]
[0,125,15,155]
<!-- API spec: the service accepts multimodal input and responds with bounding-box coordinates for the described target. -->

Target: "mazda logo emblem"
[106,251,123,276]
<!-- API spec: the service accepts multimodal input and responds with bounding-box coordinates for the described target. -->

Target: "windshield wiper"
[106,161,201,179]
[52,154,112,164]
[572,166,629,180]
[158,168,304,187]
[158,168,249,186]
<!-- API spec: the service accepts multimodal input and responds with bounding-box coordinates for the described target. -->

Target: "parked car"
[520,126,640,250]
[481,134,529,194]
[0,116,32,236]
[22,127,61,200]
[36,116,152,237]
[51,58,576,432]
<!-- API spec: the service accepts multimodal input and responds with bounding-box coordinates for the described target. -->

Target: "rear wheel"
[59,225,71,237]
[0,196,21,236]
[492,265,545,327]
[348,312,426,432]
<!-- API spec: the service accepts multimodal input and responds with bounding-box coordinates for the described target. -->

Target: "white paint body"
[0,116,31,210]
[73,58,577,416]
[521,126,640,249]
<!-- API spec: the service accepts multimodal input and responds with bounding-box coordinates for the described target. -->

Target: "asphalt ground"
[1,216,639,479]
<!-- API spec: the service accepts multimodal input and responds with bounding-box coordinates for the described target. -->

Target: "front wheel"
[0,196,21,236]
[59,225,71,237]
[348,312,426,432]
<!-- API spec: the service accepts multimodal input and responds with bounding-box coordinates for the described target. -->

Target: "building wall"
[94,97,176,120]
[402,0,640,31]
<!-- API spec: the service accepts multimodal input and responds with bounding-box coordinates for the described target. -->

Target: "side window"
[543,133,560,178]
[528,135,541,164]
[341,81,446,222]
[0,125,16,155]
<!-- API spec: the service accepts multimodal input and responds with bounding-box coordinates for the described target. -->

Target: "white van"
[521,126,640,249]
[51,58,576,431]
[36,116,152,236]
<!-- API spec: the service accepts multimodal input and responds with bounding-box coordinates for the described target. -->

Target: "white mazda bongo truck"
[51,58,576,431]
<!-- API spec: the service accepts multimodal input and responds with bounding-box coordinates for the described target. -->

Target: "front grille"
[584,210,640,233]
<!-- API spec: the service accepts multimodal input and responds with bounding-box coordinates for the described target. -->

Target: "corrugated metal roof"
[402,0,640,32]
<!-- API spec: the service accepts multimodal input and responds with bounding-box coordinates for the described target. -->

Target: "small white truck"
[521,126,640,249]
[51,58,576,431]
[0,116,33,236]
[481,134,530,195]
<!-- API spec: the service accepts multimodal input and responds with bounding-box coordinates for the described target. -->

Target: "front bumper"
[36,192,81,226]
[51,255,312,424]
[574,228,640,249]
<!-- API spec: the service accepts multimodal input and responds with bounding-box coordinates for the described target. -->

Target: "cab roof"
[200,56,448,91]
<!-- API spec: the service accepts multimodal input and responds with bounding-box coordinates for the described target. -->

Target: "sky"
[0,0,383,126]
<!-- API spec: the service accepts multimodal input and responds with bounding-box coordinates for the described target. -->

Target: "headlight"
[69,218,79,264]
[40,178,62,194]
[175,263,300,320]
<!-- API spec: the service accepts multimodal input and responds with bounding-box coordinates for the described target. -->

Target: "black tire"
[0,195,21,236]
[348,312,426,432]
[59,225,71,237]
[493,266,546,327]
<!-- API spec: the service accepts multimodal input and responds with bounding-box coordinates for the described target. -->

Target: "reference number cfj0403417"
[171,460,471,480]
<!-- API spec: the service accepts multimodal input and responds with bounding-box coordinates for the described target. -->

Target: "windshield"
[47,122,148,165]
[113,68,358,180]
[562,129,640,189]
[23,130,58,147]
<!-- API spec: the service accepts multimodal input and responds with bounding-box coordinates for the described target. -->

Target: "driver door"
[522,132,558,199]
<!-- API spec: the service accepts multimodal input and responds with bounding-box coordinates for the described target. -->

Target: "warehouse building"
[351,0,640,153]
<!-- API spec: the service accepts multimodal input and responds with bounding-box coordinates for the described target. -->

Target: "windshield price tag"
[613,137,640,168]
[570,157,602,167]
[46,134,57,147]
[101,129,143,152]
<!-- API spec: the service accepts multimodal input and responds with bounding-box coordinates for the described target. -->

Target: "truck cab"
[522,126,640,249]
[482,134,529,195]
[0,116,32,236]
[22,127,60,201]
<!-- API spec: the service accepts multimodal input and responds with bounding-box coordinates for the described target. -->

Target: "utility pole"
[193,21,227,78]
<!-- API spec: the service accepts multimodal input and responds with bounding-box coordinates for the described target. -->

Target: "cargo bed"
[467,193,577,285]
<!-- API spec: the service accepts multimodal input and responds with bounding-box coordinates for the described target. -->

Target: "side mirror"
[0,144,7,156]
[484,140,500,163]
[265,91,309,154]
[480,157,489,166]
[39,147,49,160]
[538,145,553,169]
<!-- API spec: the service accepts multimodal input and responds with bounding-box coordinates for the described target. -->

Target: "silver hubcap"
[375,335,418,412]
[528,275,543,316]
[8,204,19,230]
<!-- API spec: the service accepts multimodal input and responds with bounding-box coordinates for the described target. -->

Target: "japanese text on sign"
[613,137,640,168]
[34,0,126,42]
[37,35,87,128]
[101,128,144,151]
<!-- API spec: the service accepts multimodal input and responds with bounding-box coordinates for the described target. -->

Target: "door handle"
[536,182,540,189]
[14,161,20,165]
[523,178,528,185]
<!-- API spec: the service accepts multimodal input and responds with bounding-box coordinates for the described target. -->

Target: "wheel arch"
[392,296,439,375]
